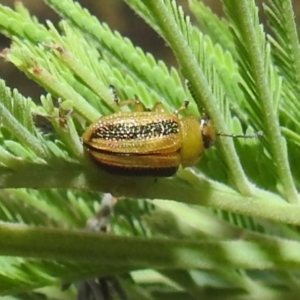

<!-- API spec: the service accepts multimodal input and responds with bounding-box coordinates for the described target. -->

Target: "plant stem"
[230,0,299,203]
[144,0,253,196]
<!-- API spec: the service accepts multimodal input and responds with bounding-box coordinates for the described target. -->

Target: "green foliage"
[0,0,299,299]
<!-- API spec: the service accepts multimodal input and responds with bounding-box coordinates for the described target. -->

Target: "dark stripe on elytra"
[90,158,178,177]
[90,119,179,141]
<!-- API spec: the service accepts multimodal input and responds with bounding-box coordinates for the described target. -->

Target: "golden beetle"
[82,86,216,176]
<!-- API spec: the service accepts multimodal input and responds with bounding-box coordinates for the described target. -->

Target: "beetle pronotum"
[83,86,261,176]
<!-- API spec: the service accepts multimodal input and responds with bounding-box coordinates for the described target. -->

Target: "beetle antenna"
[218,131,263,139]
[109,85,119,104]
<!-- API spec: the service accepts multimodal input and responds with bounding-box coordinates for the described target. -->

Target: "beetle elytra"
[82,86,216,176]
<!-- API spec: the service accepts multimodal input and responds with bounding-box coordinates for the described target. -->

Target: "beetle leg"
[174,100,189,115]
[116,98,145,112]
[131,95,146,112]
[151,101,166,113]
[109,85,146,112]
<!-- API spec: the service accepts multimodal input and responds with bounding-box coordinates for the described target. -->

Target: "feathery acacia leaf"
[0,0,299,299]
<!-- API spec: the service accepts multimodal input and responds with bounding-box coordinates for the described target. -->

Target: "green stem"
[143,0,252,196]
[281,0,300,93]
[230,0,298,203]
[1,161,300,226]
[2,222,300,270]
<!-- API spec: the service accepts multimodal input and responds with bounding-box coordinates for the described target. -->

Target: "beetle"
[82,86,216,176]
